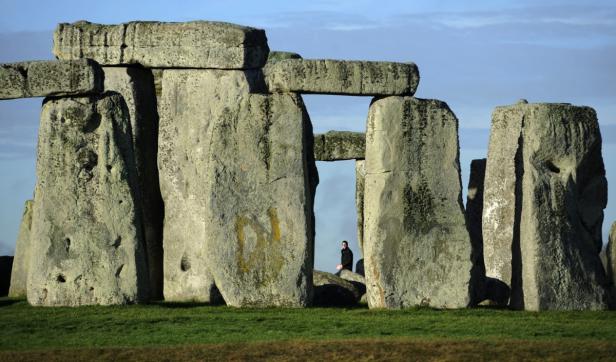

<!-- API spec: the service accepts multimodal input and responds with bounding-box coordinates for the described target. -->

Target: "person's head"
[341,240,348,249]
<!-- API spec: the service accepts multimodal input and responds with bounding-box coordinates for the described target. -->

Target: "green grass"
[2,297,616,360]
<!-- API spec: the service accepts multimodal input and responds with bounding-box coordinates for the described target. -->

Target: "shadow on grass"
[0,297,24,307]
[152,301,222,309]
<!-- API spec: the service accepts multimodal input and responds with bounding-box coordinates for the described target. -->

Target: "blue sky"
[0,0,615,272]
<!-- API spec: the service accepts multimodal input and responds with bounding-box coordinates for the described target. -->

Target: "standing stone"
[363,97,475,309]
[355,160,366,255]
[8,200,33,298]
[466,159,488,304]
[202,90,317,307]
[159,69,317,306]
[103,67,164,300]
[483,102,609,310]
[314,131,365,161]
[0,60,102,100]
[264,59,419,96]
[27,93,149,306]
[158,70,235,303]
[54,21,269,69]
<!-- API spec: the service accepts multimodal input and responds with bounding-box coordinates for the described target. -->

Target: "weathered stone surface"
[0,60,102,100]
[159,69,317,306]
[202,88,317,307]
[313,270,361,306]
[8,200,33,298]
[264,59,419,96]
[268,51,302,62]
[355,160,366,255]
[314,131,365,161]
[54,21,269,69]
[103,67,164,300]
[483,102,609,310]
[0,256,13,297]
[158,70,235,303]
[466,159,487,305]
[363,97,474,309]
[339,269,367,297]
[27,93,149,306]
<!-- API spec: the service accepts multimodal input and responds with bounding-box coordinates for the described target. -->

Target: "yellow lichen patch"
[234,208,285,284]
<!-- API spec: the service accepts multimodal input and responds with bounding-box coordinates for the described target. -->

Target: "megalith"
[158,69,317,306]
[202,91,317,307]
[314,131,365,161]
[363,97,475,309]
[8,200,33,298]
[483,102,609,310]
[0,60,102,100]
[54,21,269,69]
[355,160,366,255]
[103,66,164,300]
[264,59,419,96]
[27,93,149,306]
[466,159,487,304]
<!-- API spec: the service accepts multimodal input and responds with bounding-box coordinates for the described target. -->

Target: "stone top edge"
[269,58,417,66]
[1,59,100,67]
[56,20,266,32]
[493,101,594,110]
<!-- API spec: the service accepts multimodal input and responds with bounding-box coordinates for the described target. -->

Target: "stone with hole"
[27,93,149,306]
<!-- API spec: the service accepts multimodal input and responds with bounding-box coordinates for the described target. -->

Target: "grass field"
[1,297,616,361]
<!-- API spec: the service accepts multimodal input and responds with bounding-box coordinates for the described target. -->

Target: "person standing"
[336,240,353,272]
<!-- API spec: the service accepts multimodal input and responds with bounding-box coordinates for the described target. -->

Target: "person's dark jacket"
[341,248,353,271]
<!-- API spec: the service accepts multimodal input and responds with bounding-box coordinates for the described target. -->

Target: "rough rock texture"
[339,269,367,297]
[0,256,13,297]
[158,70,233,303]
[314,131,365,161]
[264,59,419,96]
[363,97,475,309]
[8,200,33,298]
[483,102,609,310]
[313,270,361,306]
[27,93,149,306]
[0,60,102,100]
[606,222,616,291]
[355,160,366,255]
[54,21,269,69]
[103,67,164,300]
[267,51,302,62]
[202,87,318,307]
[159,69,317,306]
[466,159,487,305]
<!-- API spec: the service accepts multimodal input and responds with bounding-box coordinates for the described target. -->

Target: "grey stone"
[483,102,609,310]
[363,97,475,309]
[355,160,366,255]
[8,200,33,298]
[314,131,365,161]
[268,51,302,62]
[264,59,419,96]
[54,21,269,69]
[339,269,366,285]
[103,67,164,300]
[202,87,317,307]
[0,256,13,297]
[313,270,361,306]
[466,159,487,305]
[27,93,149,306]
[0,60,102,100]
[158,69,317,307]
